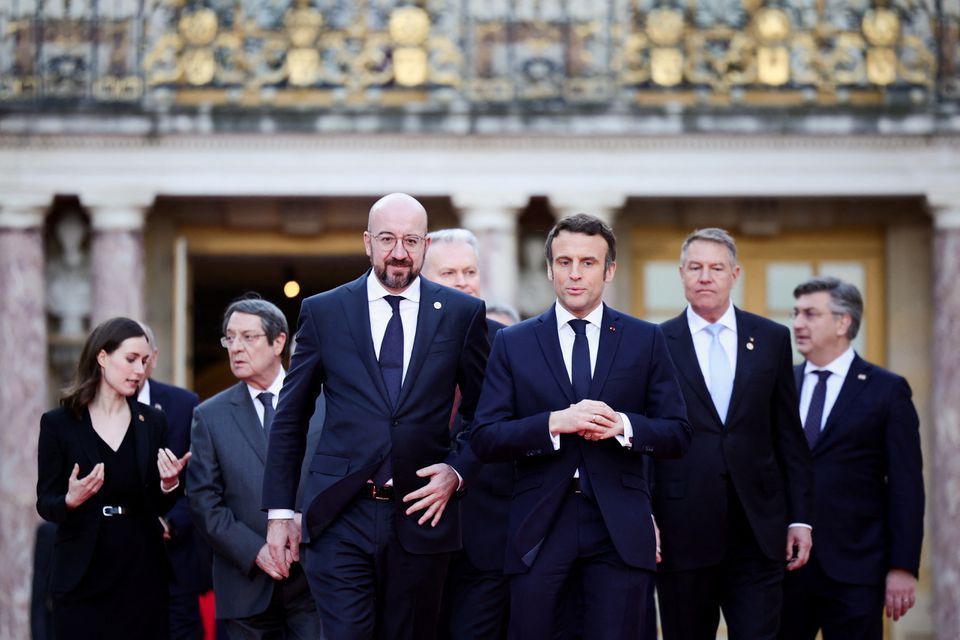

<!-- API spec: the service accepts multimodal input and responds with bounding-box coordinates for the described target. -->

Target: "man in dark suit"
[471,214,691,639]
[780,277,924,639]
[137,323,207,640]
[654,228,813,640]
[186,297,321,639]
[261,194,489,639]
[421,228,513,640]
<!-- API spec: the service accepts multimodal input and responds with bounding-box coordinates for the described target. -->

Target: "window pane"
[644,261,687,312]
[767,263,814,311]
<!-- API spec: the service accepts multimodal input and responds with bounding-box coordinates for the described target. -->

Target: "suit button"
[392,420,399,426]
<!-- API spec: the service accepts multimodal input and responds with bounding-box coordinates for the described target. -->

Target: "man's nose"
[390,241,407,259]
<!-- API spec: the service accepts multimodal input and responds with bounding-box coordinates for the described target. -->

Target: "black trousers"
[438,550,509,640]
[222,565,321,640]
[657,481,785,640]
[304,496,451,640]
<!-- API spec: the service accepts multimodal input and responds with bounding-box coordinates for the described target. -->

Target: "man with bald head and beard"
[261,194,490,639]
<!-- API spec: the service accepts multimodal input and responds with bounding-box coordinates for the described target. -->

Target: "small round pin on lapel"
[746,342,754,351]
[138,414,145,422]
[434,301,442,309]
[857,373,867,380]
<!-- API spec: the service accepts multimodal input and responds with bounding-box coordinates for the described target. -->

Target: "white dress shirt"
[137,379,152,406]
[550,301,633,452]
[686,304,738,394]
[367,272,420,383]
[799,347,855,431]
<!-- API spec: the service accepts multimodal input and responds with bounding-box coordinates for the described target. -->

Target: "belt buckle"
[371,486,391,501]
[102,506,124,516]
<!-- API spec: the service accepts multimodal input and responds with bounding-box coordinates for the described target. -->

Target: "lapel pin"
[154,403,163,411]
[609,326,616,332]
[857,373,867,380]
[746,342,754,351]
[434,301,442,310]
[138,414,145,422]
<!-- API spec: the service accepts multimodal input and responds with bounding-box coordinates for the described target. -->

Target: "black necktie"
[379,295,404,408]
[569,319,591,401]
[804,370,831,449]
[258,391,275,438]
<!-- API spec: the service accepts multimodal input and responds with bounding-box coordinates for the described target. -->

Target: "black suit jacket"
[262,272,489,554]
[654,308,813,571]
[471,305,691,573]
[36,398,175,594]
[147,379,209,595]
[795,355,924,585]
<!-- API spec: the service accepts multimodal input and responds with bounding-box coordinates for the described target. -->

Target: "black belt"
[359,484,395,501]
[570,478,584,494]
[101,505,134,517]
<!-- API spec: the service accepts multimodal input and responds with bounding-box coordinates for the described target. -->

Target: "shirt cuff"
[788,522,813,530]
[550,430,561,450]
[452,466,464,491]
[160,479,179,493]
[268,509,296,520]
[615,412,633,448]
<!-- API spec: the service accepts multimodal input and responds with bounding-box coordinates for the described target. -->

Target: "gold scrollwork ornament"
[394,47,428,87]
[389,7,430,47]
[867,47,897,85]
[183,48,216,86]
[287,48,321,86]
[651,48,683,87]
[646,9,684,47]
[758,46,790,86]
[178,9,218,47]
[862,9,900,47]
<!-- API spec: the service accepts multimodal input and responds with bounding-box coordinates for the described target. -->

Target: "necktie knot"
[706,323,723,338]
[384,295,403,313]
[569,318,588,336]
[813,370,831,382]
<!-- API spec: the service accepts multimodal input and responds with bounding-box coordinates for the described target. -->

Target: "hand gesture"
[549,400,616,439]
[256,543,292,581]
[157,448,192,491]
[403,463,459,527]
[266,519,300,578]
[65,462,104,509]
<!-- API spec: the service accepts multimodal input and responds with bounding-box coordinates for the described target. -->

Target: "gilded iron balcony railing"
[1,1,958,110]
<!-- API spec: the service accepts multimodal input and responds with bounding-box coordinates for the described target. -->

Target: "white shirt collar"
[137,378,151,405]
[366,270,421,304]
[686,303,737,335]
[804,346,855,379]
[246,368,285,402]
[555,300,604,331]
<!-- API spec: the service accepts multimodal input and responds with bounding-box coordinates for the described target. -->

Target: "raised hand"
[65,462,105,509]
[157,447,192,491]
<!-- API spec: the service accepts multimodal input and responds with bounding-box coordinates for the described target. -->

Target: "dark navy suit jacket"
[653,308,813,571]
[148,379,209,595]
[471,304,691,574]
[794,354,924,585]
[262,272,489,554]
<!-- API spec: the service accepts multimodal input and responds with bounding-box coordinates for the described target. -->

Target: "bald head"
[364,193,430,293]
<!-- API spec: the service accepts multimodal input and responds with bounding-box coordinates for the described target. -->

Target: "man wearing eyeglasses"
[261,193,489,640]
[186,296,321,639]
[779,277,924,640]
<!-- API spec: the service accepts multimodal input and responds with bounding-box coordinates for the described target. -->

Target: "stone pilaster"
[0,197,50,640]
[929,197,960,640]
[453,193,528,309]
[549,193,627,308]
[84,195,152,325]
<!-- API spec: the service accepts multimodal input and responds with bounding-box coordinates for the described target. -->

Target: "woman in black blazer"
[36,317,191,640]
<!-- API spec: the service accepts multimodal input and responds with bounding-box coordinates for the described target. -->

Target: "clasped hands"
[549,399,623,442]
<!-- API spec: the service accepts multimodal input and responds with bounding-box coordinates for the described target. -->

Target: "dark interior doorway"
[191,252,370,400]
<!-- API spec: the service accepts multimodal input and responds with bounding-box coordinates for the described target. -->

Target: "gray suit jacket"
[186,381,323,619]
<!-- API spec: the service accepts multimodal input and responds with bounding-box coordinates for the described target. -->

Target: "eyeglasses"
[220,333,266,348]
[370,232,426,252]
[789,309,842,321]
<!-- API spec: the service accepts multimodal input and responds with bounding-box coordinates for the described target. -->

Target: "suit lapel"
[588,305,622,399]
[726,308,758,425]
[663,314,715,420]
[341,273,392,411]
[229,383,267,464]
[534,307,576,405]
[819,354,871,441]
[396,279,444,410]
[129,397,151,487]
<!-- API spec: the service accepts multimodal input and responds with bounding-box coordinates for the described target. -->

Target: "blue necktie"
[379,296,404,408]
[706,323,733,423]
[257,392,275,438]
[569,319,591,401]
[804,370,831,449]
[374,295,404,485]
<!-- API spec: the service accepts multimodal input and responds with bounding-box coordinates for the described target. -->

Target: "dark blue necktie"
[374,295,404,485]
[257,392,275,438]
[804,370,831,449]
[569,319,591,401]
[379,295,404,408]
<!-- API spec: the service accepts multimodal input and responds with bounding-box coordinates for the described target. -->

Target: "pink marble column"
[931,203,960,639]
[0,201,49,640]
[87,200,150,325]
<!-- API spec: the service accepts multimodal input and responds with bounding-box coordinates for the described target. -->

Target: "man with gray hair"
[780,277,924,639]
[187,295,321,639]
[654,228,813,640]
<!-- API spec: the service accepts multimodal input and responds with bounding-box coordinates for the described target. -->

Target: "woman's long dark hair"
[61,317,146,418]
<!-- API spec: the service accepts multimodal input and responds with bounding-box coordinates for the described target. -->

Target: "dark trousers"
[508,492,656,640]
[304,496,451,640]
[168,589,203,640]
[223,565,321,640]
[780,555,884,640]
[438,551,509,640]
[657,482,785,640]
